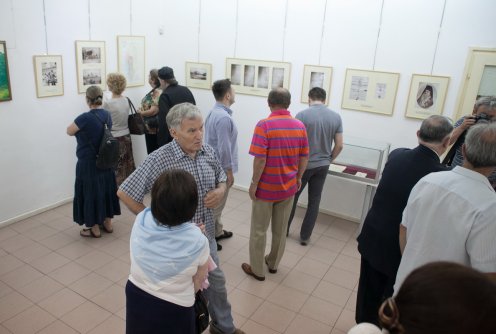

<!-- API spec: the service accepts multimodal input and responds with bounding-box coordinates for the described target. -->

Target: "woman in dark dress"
[66,86,120,237]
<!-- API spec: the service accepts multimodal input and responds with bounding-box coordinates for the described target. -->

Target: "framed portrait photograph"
[185,62,212,90]
[33,55,64,98]
[225,58,291,97]
[405,74,450,119]
[117,35,145,87]
[301,65,333,104]
[75,40,106,94]
[0,41,12,102]
[342,68,400,116]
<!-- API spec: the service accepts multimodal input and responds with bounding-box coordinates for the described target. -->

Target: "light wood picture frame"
[75,40,106,94]
[405,74,450,119]
[0,41,12,102]
[33,55,64,98]
[342,68,400,116]
[226,58,291,97]
[185,62,212,90]
[301,65,332,104]
[117,35,145,87]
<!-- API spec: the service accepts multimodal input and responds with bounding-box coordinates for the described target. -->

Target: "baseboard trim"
[0,197,73,228]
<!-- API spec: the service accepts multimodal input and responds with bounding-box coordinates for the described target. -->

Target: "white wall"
[0,0,495,224]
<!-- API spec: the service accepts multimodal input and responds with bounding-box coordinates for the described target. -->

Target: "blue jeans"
[288,165,329,240]
[204,238,235,333]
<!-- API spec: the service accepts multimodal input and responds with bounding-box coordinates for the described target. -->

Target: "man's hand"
[461,115,477,130]
[226,170,234,188]
[296,178,302,191]
[204,187,225,209]
[249,183,257,201]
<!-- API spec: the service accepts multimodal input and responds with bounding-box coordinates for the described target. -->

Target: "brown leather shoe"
[264,256,277,274]
[241,263,265,281]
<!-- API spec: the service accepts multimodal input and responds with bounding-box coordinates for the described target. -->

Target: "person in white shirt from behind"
[393,123,496,292]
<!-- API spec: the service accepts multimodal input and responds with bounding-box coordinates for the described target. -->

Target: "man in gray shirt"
[287,87,343,245]
[204,79,239,251]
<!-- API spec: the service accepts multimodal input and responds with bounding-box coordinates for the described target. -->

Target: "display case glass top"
[328,136,390,184]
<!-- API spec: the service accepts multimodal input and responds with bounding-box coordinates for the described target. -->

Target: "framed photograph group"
[342,68,400,116]
[226,58,291,97]
[301,65,332,104]
[185,62,212,90]
[33,55,64,98]
[405,74,450,119]
[75,40,106,94]
[117,36,145,87]
[0,41,12,102]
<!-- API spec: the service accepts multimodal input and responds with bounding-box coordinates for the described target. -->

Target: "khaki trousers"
[249,196,294,277]
[213,185,230,238]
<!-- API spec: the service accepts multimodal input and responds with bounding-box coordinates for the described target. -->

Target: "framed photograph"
[33,55,64,98]
[185,62,212,90]
[117,35,145,87]
[301,65,332,104]
[0,41,12,102]
[225,58,291,97]
[75,40,106,94]
[405,74,450,119]
[342,68,400,116]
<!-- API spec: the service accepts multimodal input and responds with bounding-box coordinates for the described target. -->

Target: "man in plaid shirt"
[118,103,244,334]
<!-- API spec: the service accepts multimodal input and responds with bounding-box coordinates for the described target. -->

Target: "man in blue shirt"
[204,79,239,251]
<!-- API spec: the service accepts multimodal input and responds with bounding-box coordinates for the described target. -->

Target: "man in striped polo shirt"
[241,88,309,281]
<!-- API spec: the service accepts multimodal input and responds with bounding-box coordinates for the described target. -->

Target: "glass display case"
[328,136,390,184]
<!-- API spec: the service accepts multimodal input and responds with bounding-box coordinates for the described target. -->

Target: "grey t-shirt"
[103,96,130,137]
[296,104,343,169]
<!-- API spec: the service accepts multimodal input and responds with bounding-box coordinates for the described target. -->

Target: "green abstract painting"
[0,41,12,102]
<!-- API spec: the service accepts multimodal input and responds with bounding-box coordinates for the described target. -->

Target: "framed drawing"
[33,55,64,98]
[225,58,291,97]
[301,65,332,104]
[117,35,145,87]
[405,74,450,119]
[75,40,106,94]
[0,41,12,102]
[185,62,212,90]
[342,68,400,116]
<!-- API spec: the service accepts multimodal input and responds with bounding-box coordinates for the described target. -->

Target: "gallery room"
[0,0,495,333]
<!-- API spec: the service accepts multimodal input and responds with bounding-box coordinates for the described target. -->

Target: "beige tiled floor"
[0,188,359,333]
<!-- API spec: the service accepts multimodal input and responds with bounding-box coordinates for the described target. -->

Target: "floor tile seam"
[308,293,352,311]
[266,291,312,314]
[58,305,113,334]
[0,264,46,290]
[1,304,58,333]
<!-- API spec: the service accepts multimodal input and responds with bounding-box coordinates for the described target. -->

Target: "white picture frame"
[117,35,145,87]
[33,55,64,98]
[301,65,332,104]
[75,40,106,94]
[185,62,212,90]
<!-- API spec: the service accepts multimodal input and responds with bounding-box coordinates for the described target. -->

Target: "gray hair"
[418,115,453,143]
[166,103,202,130]
[464,123,496,168]
[474,96,496,111]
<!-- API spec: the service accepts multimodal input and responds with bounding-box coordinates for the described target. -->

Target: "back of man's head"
[268,88,291,109]
[212,79,231,101]
[418,115,453,143]
[464,123,496,168]
[308,87,326,102]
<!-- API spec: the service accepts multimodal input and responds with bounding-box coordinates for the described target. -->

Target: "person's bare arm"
[449,117,475,145]
[399,224,407,254]
[249,157,266,201]
[204,182,226,209]
[193,261,210,292]
[117,189,146,215]
[331,133,344,162]
[66,122,79,136]
[225,169,234,188]
[296,157,309,191]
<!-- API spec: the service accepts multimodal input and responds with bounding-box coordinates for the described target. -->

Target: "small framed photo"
[0,41,12,102]
[405,74,450,119]
[75,40,106,94]
[342,68,400,116]
[185,62,212,90]
[226,58,291,97]
[117,35,145,87]
[33,55,64,98]
[301,65,332,104]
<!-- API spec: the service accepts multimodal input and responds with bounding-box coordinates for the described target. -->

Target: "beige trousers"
[213,185,231,238]
[249,196,294,277]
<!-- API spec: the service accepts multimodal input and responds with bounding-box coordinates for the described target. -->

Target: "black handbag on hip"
[194,290,209,334]
[127,97,145,135]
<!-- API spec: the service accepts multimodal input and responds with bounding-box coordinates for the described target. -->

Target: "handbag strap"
[81,110,110,156]
[127,97,138,115]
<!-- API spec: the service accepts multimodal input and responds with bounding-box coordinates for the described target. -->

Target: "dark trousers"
[355,258,395,326]
[287,165,328,240]
[126,280,195,334]
[144,133,159,154]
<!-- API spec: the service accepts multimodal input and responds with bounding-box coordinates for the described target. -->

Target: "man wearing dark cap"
[157,66,196,147]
